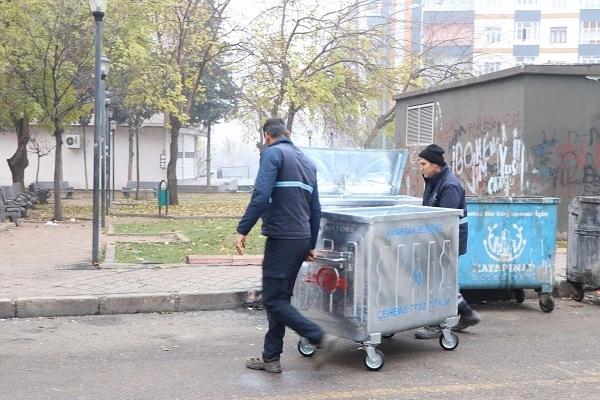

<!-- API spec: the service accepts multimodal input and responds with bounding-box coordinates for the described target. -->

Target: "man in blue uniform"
[236,117,335,372]
[414,144,482,339]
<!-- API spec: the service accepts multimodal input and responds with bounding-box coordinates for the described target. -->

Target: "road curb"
[0,290,262,319]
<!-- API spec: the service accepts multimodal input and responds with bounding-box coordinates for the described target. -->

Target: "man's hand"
[305,249,316,262]
[235,233,247,256]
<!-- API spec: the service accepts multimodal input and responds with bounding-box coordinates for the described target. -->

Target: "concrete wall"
[394,64,600,238]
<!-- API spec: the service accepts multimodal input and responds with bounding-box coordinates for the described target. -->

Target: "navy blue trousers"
[261,237,324,359]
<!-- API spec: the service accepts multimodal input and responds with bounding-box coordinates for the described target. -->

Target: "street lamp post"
[110,120,117,201]
[330,132,334,148]
[307,130,313,147]
[90,0,108,265]
[100,59,110,229]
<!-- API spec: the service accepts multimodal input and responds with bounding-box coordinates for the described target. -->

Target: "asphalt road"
[1,295,599,400]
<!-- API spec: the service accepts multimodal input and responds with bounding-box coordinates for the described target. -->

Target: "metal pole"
[100,81,106,229]
[104,104,111,215]
[92,12,104,265]
[112,127,115,201]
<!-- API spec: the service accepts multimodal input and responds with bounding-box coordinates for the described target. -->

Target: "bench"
[122,181,159,198]
[1,183,36,207]
[32,181,74,199]
[0,187,22,225]
[0,185,31,217]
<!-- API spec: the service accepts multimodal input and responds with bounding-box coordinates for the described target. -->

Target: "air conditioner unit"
[65,134,81,149]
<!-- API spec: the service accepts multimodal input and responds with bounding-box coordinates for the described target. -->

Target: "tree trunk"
[53,127,65,221]
[82,124,89,190]
[128,122,134,181]
[362,104,396,149]
[167,112,181,205]
[7,115,31,190]
[206,123,211,193]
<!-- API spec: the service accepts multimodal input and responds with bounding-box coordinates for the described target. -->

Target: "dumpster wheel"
[512,289,525,303]
[570,283,585,302]
[538,294,555,313]
[363,349,385,371]
[439,331,459,351]
[297,339,315,357]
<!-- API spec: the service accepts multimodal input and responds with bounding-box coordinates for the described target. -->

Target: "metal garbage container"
[300,147,422,208]
[292,205,463,371]
[459,197,560,312]
[157,180,169,215]
[567,196,600,301]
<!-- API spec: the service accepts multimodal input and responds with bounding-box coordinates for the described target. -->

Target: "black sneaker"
[451,311,482,332]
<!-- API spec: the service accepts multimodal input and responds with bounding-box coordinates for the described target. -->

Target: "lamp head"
[89,0,108,15]
[100,56,111,79]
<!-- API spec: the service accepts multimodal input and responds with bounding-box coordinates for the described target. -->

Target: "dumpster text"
[387,224,443,237]
[378,297,451,320]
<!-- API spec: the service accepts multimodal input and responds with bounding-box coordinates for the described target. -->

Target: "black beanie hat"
[419,144,445,166]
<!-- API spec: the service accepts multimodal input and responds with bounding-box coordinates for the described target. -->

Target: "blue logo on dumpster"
[484,223,526,262]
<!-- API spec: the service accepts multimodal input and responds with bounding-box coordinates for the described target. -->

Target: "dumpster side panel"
[567,196,600,286]
[293,206,461,342]
[459,198,558,290]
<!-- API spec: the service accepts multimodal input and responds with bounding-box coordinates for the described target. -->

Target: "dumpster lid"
[299,147,408,195]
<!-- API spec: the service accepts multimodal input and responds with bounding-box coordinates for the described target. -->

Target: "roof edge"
[393,64,600,100]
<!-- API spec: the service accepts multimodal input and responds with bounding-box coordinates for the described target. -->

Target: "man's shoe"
[414,325,442,339]
[313,334,337,370]
[245,356,282,373]
[451,310,482,332]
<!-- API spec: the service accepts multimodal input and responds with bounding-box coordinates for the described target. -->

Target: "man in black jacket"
[236,117,335,371]
[414,144,482,339]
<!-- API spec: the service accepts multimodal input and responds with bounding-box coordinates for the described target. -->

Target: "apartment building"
[405,0,600,74]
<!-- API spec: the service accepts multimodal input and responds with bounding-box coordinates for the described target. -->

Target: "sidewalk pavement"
[0,220,573,319]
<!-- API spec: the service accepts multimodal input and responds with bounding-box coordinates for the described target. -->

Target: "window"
[485,27,502,43]
[516,21,539,42]
[515,56,537,65]
[406,104,434,145]
[551,0,567,7]
[516,0,539,5]
[580,21,600,44]
[579,55,600,63]
[550,27,567,43]
[581,0,600,9]
[482,62,502,73]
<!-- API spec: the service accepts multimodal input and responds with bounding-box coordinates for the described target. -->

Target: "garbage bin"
[292,204,463,371]
[566,196,600,301]
[459,197,560,312]
[157,180,169,215]
[299,147,422,208]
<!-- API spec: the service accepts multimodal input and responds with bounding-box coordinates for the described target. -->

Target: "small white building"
[0,113,202,190]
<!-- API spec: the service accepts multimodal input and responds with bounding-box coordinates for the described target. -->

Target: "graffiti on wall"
[402,111,600,202]
[433,113,526,196]
[531,128,600,197]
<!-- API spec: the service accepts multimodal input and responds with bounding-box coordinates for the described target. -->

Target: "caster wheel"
[513,289,525,303]
[364,349,385,371]
[297,339,315,357]
[439,331,459,351]
[539,294,555,313]
[382,333,395,339]
[572,284,584,302]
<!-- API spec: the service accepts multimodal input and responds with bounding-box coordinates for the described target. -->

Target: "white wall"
[0,125,168,190]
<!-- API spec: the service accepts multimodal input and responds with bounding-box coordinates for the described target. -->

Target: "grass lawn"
[113,218,265,263]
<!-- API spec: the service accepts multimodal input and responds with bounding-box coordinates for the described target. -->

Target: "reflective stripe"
[459,216,468,224]
[274,181,314,193]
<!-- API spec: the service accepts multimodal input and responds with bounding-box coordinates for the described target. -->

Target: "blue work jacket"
[422,164,468,255]
[236,138,321,248]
